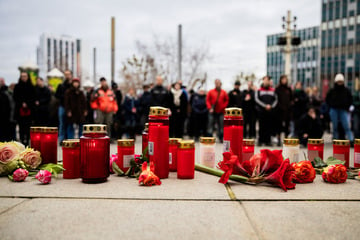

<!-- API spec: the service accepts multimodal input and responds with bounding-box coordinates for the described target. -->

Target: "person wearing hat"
[64,78,87,138]
[326,73,354,143]
[228,80,242,108]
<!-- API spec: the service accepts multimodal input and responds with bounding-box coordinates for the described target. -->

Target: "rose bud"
[291,161,316,183]
[322,164,347,184]
[12,168,29,182]
[35,170,52,184]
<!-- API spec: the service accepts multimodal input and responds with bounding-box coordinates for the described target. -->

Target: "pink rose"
[12,168,29,182]
[35,170,52,184]
[0,142,21,164]
[20,148,42,169]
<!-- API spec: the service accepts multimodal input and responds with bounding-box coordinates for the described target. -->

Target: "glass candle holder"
[169,138,181,172]
[223,108,243,162]
[242,139,255,162]
[354,139,360,168]
[333,139,350,168]
[177,140,195,179]
[199,137,216,168]
[148,106,169,179]
[283,138,300,163]
[40,127,58,164]
[117,139,135,173]
[142,123,149,160]
[62,139,80,179]
[80,124,110,183]
[30,127,44,151]
[307,139,324,162]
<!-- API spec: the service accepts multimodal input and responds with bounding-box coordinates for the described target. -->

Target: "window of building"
[349,25,355,31]
[349,10,355,17]
[358,1,360,15]
[329,1,334,21]
[349,39,354,45]
[321,30,326,48]
[328,29,333,47]
[60,40,63,70]
[342,0,348,18]
[53,39,57,67]
[334,28,340,47]
[341,27,347,46]
[335,1,341,19]
[47,38,51,71]
[322,3,327,22]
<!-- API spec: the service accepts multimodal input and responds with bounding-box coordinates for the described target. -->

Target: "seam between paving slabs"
[0,198,30,216]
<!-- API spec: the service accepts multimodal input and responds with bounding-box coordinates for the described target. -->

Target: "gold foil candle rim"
[169,138,182,145]
[40,127,58,133]
[333,139,350,146]
[30,126,46,132]
[117,139,135,147]
[179,140,195,149]
[83,124,107,134]
[200,137,216,144]
[307,139,324,144]
[149,106,169,116]
[283,138,299,146]
[355,139,360,145]
[243,139,255,146]
[62,139,80,148]
[225,107,242,117]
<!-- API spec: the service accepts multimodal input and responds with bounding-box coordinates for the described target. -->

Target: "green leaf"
[142,147,149,162]
[325,156,345,166]
[39,163,65,174]
[8,175,13,181]
[112,161,124,176]
[312,157,327,168]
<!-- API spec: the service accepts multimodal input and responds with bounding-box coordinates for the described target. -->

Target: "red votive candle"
[177,140,195,179]
[117,139,135,173]
[223,108,243,162]
[307,139,324,162]
[169,138,181,172]
[142,123,149,160]
[80,124,110,183]
[148,106,169,179]
[30,127,44,151]
[40,127,58,164]
[62,139,80,179]
[242,139,255,162]
[354,139,360,168]
[333,139,350,168]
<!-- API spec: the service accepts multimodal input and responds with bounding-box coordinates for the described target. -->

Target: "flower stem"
[195,163,248,183]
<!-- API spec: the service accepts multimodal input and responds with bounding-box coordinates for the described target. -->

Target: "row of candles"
[30,107,360,184]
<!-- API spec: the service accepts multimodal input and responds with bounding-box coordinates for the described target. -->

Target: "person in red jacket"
[206,79,229,142]
[91,77,118,135]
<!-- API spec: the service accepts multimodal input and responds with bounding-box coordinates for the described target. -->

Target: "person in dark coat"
[190,88,208,141]
[292,81,309,137]
[0,78,12,141]
[13,72,35,145]
[112,82,123,139]
[242,81,256,138]
[170,82,188,138]
[64,78,87,139]
[297,106,323,147]
[228,80,242,108]
[275,75,293,143]
[150,76,172,108]
[138,84,152,130]
[47,85,59,127]
[83,81,95,124]
[122,87,138,139]
[34,77,51,125]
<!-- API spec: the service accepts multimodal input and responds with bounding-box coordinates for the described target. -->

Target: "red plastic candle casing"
[80,124,110,183]
[169,138,181,172]
[333,140,350,168]
[40,127,58,164]
[62,139,80,179]
[307,139,324,162]
[354,139,360,168]
[148,107,169,179]
[242,139,255,162]
[177,140,195,179]
[117,139,135,172]
[30,127,43,152]
[223,108,243,162]
[142,123,149,160]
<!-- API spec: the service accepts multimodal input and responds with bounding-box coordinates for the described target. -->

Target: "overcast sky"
[0,0,321,89]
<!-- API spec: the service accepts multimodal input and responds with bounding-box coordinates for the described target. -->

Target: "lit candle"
[242,139,255,162]
[62,139,80,179]
[169,138,181,171]
[282,138,300,163]
[142,123,149,160]
[177,140,195,179]
[117,139,135,172]
[199,137,216,168]
[40,127,58,164]
[30,127,44,151]
[223,108,243,162]
[307,139,324,162]
[354,139,360,168]
[333,139,350,168]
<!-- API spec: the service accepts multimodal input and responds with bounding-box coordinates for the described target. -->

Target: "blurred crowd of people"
[0,70,359,147]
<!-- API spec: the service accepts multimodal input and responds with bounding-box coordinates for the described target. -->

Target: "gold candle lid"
[144,123,149,131]
[333,139,350,146]
[169,138,181,145]
[83,124,107,134]
[355,139,360,145]
[283,138,299,146]
[41,127,58,133]
[243,139,255,146]
[149,106,169,116]
[200,137,216,144]
[178,140,195,149]
[30,126,45,132]
[62,139,80,148]
[225,107,242,117]
[308,139,324,144]
[117,139,135,147]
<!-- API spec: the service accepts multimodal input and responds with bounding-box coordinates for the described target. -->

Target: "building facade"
[37,33,90,81]
[266,26,320,87]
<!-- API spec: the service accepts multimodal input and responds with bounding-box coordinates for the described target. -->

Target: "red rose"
[138,161,161,186]
[12,168,29,182]
[322,164,347,183]
[265,159,296,191]
[35,170,52,184]
[291,161,316,183]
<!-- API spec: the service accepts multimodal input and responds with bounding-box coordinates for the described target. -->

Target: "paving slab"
[0,199,258,240]
[241,201,360,240]
[0,198,26,214]
[229,176,360,200]
[0,172,229,200]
